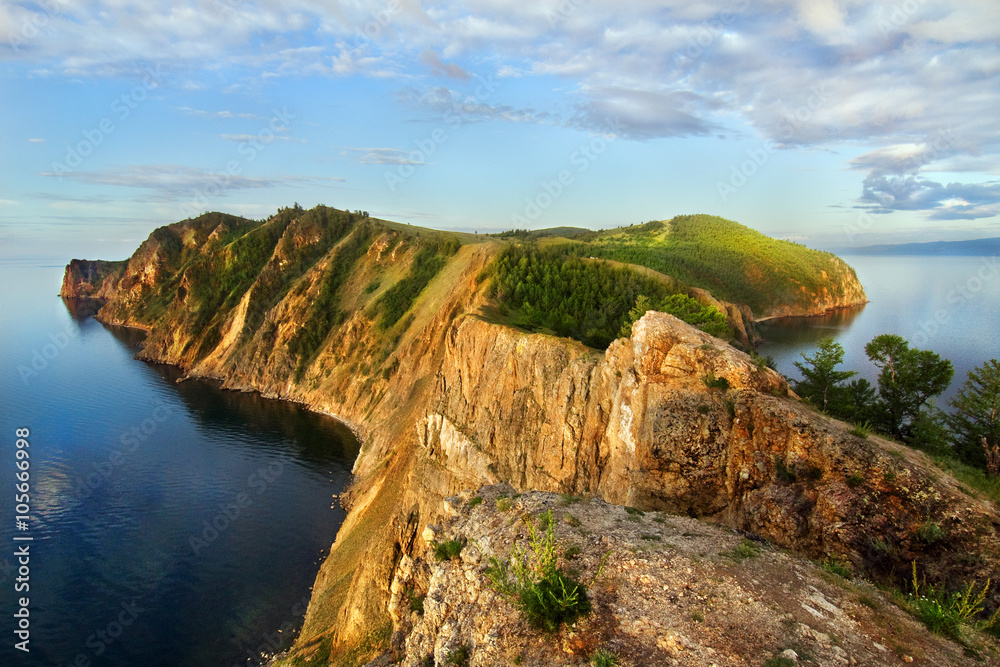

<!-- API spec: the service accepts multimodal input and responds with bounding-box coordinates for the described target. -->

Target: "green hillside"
[566,215,863,316]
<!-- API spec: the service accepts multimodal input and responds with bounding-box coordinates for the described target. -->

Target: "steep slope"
[61,206,988,667]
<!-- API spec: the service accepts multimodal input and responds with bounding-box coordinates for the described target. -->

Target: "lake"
[758,254,1000,407]
[0,260,360,667]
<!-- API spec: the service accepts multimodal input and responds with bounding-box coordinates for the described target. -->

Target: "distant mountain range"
[835,237,1000,256]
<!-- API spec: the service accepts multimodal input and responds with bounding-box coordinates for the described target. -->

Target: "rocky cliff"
[753,254,869,321]
[60,258,127,299]
[62,208,994,666]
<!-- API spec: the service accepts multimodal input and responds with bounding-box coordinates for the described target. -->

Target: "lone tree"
[864,334,953,441]
[947,359,1000,474]
[793,336,855,412]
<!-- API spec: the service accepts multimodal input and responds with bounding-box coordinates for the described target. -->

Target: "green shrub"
[764,658,796,667]
[624,506,645,516]
[822,558,852,579]
[486,510,592,632]
[803,466,823,481]
[916,521,945,544]
[591,648,619,667]
[433,539,464,562]
[496,497,513,512]
[776,459,797,483]
[702,371,730,390]
[445,644,470,666]
[846,474,864,488]
[726,538,761,561]
[907,561,999,640]
[849,421,872,439]
[408,590,425,614]
[467,496,483,508]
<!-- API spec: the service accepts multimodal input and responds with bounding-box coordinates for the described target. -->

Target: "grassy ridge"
[577,215,861,316]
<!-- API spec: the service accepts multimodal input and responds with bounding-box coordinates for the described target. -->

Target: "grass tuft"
[849,421,872,439]
[591,648,619,667]
[433,538,464,562]
[725,538,762,561]
[907,561,1000,641]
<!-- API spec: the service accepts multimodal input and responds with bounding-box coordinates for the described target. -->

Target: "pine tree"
[793,336,855,412]
[947,359,1000,472]
[865,334,953,440]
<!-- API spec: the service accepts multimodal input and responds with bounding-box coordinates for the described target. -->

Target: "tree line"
[485,244,731,349]
[794,335,999,476]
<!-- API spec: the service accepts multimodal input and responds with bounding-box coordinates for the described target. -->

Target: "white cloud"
[6,0,999,223]
[39,164,342,201]
[341,148,428,166]
[220,134,305,143]
[176,107,263,119]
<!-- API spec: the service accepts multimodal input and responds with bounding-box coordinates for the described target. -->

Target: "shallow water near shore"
[0,259,360,667]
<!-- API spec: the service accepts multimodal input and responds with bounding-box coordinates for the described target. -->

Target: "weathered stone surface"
[387,487,994,666]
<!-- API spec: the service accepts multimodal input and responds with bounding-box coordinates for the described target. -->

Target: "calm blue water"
[0,260,359,667]
[759,255,1000,407]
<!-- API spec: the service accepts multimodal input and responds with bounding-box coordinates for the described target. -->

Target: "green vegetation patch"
[907,562,999,641]
[372,237,459,331]
[486,510,592,632]
[433,538,465,562]
[591,648,619,667]
[484,243,730,349]
[582,214,862,317]
[725,538,762,561]
[287,221,377,377]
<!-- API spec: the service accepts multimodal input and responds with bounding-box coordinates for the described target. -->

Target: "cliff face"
[59,259,127,299]
[62,210,994,665]
[757,255,869,321]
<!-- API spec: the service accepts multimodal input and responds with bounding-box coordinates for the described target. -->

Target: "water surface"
[759,254,1000,406]
[0,260,359,667]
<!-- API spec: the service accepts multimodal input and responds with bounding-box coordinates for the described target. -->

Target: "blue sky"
[2,0,999,260]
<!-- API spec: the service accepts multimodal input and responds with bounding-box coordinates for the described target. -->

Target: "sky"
[1,0,999,261]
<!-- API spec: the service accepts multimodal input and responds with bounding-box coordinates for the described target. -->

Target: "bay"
[0,260,359,667]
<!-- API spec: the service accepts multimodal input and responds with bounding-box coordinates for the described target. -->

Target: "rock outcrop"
[59,259,127,299]
[388,486,994,666]
[61,210,995,666]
